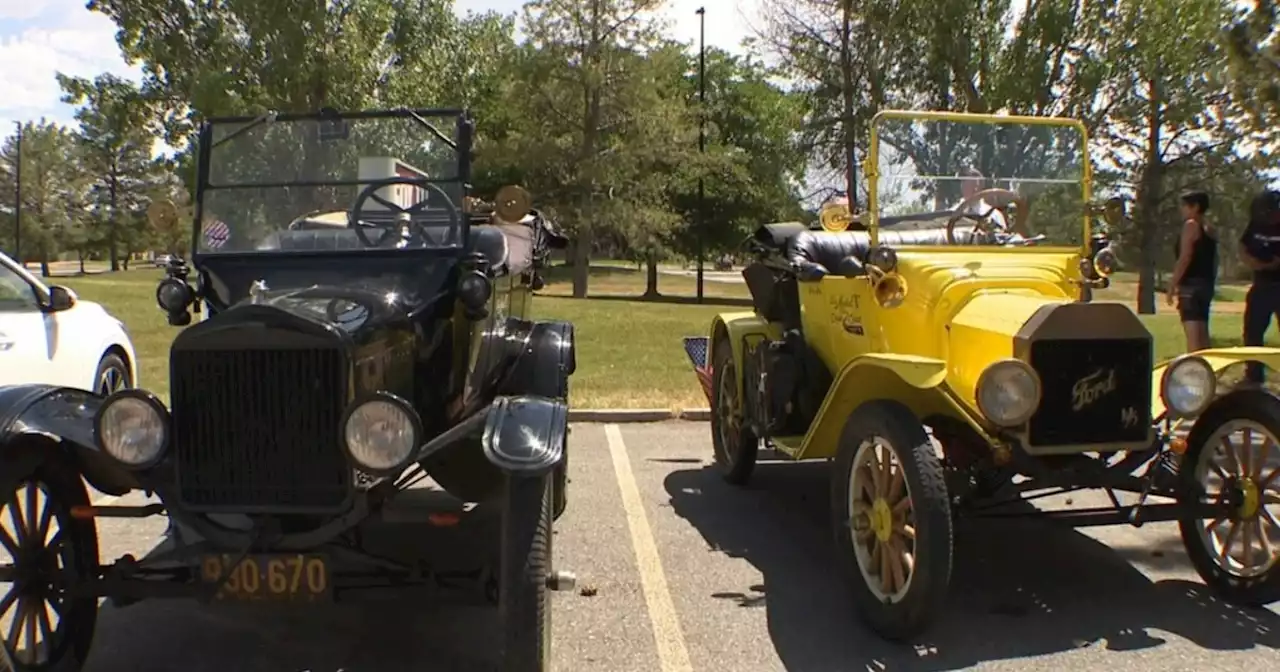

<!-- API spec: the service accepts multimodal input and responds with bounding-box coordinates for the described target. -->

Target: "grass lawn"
[53,265,1280,411]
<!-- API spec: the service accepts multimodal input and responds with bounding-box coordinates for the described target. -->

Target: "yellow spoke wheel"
[832,400,953,642]
[1178,391,1280,606]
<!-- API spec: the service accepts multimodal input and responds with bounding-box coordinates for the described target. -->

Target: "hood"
[198,252,458,313]
[179,252,461,348]
[946,294,1150,410]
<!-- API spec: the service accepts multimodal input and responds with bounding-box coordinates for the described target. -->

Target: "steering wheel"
[945,187,1029,244]
[348,176,462,247]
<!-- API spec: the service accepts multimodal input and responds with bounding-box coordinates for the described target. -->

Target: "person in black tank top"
[1167,190,1217,352]
[1239,190,1280,384]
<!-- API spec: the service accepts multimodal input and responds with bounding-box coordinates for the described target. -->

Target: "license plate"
[199,553,331,602]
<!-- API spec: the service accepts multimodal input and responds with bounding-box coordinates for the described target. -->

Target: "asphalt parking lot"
[81,421,1279,672]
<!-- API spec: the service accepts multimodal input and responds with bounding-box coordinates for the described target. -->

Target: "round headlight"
[156,278,192,313]
[94,391,169,468]
[1093,246,1118,277]
[1161,355,1215,418]
[976,360,1042,427]
[459,271,492,309]
[342,394,421,475]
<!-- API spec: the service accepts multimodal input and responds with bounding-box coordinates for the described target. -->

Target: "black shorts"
[1177,282,1213,322]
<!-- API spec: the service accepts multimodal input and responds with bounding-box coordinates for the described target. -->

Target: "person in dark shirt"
[1167,191,1218,352]
[1238,189,1280,385]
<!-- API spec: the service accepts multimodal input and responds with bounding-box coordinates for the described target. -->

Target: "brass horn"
[493,185,532,222]
[866,265,908,309]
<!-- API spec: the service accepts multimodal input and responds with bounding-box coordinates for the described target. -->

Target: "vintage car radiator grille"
[1027,338,1152,447]
[170,347,352,511]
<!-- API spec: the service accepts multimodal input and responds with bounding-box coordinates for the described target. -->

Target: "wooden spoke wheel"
[1180,392,1280,605]
[850,438,918,601]
[710,333,759,485]
[0,458,99,671]
[831,400,952,641]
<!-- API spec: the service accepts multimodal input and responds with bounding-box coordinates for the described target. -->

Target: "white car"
[0,252,138,395]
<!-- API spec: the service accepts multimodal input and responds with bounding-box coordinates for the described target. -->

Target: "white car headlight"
[342,394,421,475]
[94,391,169,468]
[1161,355,1215,418]
[976,359,1042,427]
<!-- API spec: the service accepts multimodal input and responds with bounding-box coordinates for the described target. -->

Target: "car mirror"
[45,285,77,312]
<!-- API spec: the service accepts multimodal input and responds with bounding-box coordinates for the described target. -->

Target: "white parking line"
[604,424,693,672]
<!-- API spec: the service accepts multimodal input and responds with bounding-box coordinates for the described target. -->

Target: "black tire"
[498,473,553,671]
[0,452,101,671]
[553,440,568,521]
[710,333,758,485]
[1178,390,1280,606]
[830,400,953,641]
[93,351,131,397]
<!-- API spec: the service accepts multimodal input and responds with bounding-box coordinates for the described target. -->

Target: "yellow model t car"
[682,110,1280,641]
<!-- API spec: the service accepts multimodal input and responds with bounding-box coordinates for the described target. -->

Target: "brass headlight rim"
[976,358,1043,428]
[1160,354,1216,419]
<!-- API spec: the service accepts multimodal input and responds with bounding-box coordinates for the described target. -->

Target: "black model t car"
[0,107,576,670]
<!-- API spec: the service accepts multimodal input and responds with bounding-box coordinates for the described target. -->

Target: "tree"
[667,47,808,260]
[0,121,84,275]
[1224,0,1280,126]
[1097,0,1247,314]
[88,0,518,147]
[58,72,164,270]
[506,0,693,297]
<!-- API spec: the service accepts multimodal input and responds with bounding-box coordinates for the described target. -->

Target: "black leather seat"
[274,229,366,250]
[786,227,985,278]
[262,223,509,273]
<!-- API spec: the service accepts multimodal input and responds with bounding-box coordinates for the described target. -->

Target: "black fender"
[481,395,568,476]
[0,384,139,495]
[501,320,576,399]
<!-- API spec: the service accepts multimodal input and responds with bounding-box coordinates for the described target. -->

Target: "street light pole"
[12,121,20,265]
[696,6,706,304]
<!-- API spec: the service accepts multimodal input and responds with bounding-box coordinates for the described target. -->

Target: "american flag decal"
[204,220,231,249]
[682,336,715,403]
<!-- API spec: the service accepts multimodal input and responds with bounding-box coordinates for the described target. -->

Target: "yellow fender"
[707,312,778,398]
[793,353,983,460]
[1152,346,1280,420]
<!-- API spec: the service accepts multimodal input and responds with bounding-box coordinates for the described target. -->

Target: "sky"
[0,0,764,136]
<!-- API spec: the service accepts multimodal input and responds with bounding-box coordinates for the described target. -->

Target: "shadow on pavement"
[85,488,503,672]
[664,461,1280,672]
[90,598,500,672]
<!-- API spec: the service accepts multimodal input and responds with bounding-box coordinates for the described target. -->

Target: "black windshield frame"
[190,108,475,260]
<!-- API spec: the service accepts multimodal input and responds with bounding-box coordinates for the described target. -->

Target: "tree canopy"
[0,0,1272,304]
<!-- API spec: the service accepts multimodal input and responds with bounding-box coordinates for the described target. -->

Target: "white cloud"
[0,4,140,133]
[0,1,51,21]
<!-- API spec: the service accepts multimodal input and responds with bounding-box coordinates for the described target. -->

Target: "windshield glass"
[870,115,1088,248]
[197,111,464,254]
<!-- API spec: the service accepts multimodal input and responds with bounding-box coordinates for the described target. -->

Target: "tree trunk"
[109,169,120,272]
[39,253,49,278]
[571,226,591,298]
[839,0,858,207]
[571,1,605,300]
[644,252,660,298]
[78,250,86,274]
[1135,77,1163,316]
